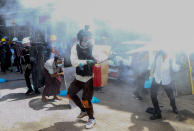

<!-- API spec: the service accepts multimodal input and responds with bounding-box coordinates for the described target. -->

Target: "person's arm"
[171,57,181,72]
[70,45,87,67]
[50,72,64,78]
[148,51,155,77]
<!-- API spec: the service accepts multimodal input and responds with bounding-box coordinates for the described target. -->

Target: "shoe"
[146,107,155,114]
[77,111,88,118]
[173,107,178,114]
[34,89,41,94]
[25,89,33,95]
[85,119,96,129]
[135,96,143,100]
[150,113,162,120]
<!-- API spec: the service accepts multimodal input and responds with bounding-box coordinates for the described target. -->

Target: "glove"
[87,60,95,65]
[79,63,84,67]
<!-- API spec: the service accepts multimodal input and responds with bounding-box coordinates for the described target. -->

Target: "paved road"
[0,72,194,131]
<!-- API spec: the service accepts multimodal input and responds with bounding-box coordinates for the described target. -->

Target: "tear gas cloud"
[1,0,194,54]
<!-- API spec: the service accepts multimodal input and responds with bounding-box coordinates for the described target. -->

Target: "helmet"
[3,36,8,41]
[102,36,107,40]
[1,38,6,42]
[12,37,18,42]
[50,35,57,41]
[22,37,30,44]
[77,30,92,42]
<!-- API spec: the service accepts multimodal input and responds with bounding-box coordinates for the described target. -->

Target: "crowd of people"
[0,25,182,129]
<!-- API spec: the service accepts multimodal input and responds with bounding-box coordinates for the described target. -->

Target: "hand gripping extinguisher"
[93,64,101,87]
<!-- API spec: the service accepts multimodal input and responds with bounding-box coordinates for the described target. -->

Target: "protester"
[67,28,97,129]
[0,37,8,73]
[132,52,150,100]
[42,56,63,102]
[23,45,33,95]
[149,50,180,120]
[13,37,23,73]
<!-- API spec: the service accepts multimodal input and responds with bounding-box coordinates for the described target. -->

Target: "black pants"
[68,79,94,119]
[151,79,177,114]
[24,67,33,91]
[15,56,23,73]
[133,71,149,98]
[0,54,6,72]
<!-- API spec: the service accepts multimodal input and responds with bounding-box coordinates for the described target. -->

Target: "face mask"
[57,63,63,67]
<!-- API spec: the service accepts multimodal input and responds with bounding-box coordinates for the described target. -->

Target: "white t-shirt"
[153,55,180,85]
[44,58,61,75]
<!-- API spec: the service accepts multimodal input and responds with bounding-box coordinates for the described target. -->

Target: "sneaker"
[77,111,88,118]
[34,89,41,94]
[173,107,178,114]
[135,96,143,100]
[150,113,162,120]
[25,89,33,95]
[86,119,96,129]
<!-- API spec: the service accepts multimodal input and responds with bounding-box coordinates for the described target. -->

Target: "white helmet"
[12,37,18,42]
[22,37,30,44]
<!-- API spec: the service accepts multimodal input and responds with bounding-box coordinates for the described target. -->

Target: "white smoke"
[1,0,194,54]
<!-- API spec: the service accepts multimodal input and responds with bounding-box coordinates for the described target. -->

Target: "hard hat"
[3,36,8,41]
[102,36,107,40]
[77,30,92,42]
[50,35,57,41]
[12,37,18,42]
[22,37,30,44]
[1,38,6,42]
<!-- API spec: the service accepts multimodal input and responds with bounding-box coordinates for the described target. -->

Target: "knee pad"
[82,100,89,108]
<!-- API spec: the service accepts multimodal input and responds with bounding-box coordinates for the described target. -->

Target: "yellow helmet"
[102,36,107,40]
[1,38,6,42]
[50,35,57,41]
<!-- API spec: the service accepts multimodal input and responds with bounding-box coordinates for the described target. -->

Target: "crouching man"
[42,56,64,102]
[67,29,97,129]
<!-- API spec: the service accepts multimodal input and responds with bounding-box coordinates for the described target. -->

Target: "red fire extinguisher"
[93,64,101,87]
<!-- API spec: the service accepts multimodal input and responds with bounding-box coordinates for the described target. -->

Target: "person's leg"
[15,56,20,72]
[150,80,161,120]
[82,79,96,129]
[2,57,6,73]
[53,76,62,100]
[18,57,23,74]
[32,65,40,94]
[82,79,94,119]
[133,76,142,99]
[68,79,85,112]
[164,85,178,114]
[25,67,33,94]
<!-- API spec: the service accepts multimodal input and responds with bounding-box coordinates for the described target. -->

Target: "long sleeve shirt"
[70,43,97,83]
[44,58,61,75]
[152,54,180,85]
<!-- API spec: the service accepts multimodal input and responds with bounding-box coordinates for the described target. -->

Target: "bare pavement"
[1,72,194,131]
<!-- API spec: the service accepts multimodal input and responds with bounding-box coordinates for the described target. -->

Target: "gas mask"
[80,39,92,48]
